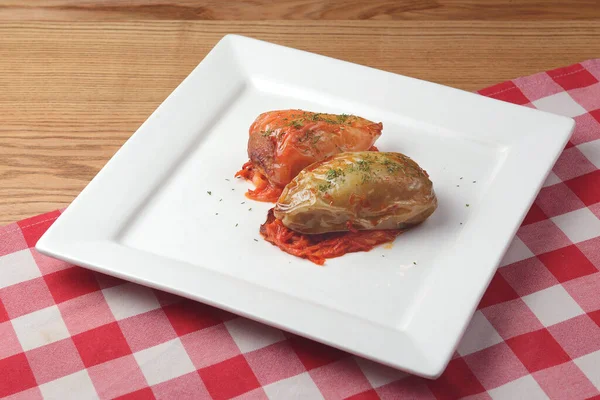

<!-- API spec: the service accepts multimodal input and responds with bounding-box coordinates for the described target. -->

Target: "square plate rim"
[35,34,575,379]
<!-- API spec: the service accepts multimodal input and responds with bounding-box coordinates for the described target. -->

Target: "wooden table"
[1,20,599,225]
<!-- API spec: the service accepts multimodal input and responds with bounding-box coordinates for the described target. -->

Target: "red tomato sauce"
[235,161,283,202]
[260,209,402,265]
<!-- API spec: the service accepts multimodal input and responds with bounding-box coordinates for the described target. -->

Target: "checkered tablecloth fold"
[1,59,600,400]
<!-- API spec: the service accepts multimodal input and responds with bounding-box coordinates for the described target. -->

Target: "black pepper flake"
[456,185,460,187]
[466,204,470,207]
[460,177,463,180]
[473,181,477,183]
[219,199,222,202]
[235,223,238,227]
[231,188,235,191]
[253,239,258,242]
[413,261,417,265]
[207,191,212,195]
[225,178,230,181]
[215,213,218,215]
[241,202,245,204]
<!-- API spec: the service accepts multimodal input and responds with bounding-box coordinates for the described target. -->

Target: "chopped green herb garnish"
[337,113,350,123]
[466,204,470,207]
[382,158,402,174]
[235,223,238,227]
[309,113,336,124]
[248,208,252,211]
[356,160,371,172]
[260,128,273,137]
[362,153,375,162]
[325,168,344,181]
[318,182,332,192]
[290,120,303,129]
[207,191,212,195]
[413,261,417,265]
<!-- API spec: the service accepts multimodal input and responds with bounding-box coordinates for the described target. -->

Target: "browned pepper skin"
[274,152,437,234]
[248,110,382,189]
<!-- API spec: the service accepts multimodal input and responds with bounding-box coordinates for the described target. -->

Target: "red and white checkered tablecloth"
[2,59,600,400]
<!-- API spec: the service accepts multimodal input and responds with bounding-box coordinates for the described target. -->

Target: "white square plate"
[37,35,574,378]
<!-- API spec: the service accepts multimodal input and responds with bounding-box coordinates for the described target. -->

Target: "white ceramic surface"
[37,35,574,378]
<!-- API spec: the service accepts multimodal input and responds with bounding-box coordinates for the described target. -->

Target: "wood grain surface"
[1,0,600,20]
[1,21,600,224]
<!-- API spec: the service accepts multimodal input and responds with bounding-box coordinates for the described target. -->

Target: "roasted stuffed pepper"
[236,110,382,202]
[274,152,437,234]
